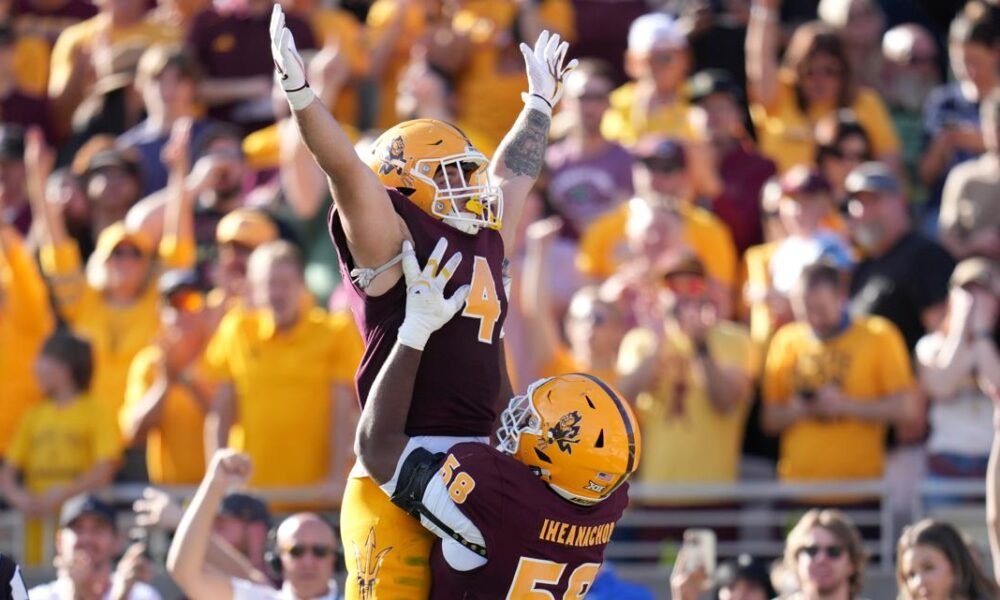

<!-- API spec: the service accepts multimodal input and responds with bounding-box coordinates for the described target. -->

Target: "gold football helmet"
[367,119,503,232]
[497,373,641,505]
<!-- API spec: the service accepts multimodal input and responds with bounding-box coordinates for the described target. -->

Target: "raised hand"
[207,449,253,489]
[397,238,471,351]
[269,4,313,110]
[519,30,578,115]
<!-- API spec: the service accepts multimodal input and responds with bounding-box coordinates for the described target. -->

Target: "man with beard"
[845,162,955,354]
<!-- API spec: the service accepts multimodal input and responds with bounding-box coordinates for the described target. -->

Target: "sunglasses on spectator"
[283,544,333,559]
[799,544,845,559]
[647,52,677,66]
[168,289,204,313]
[110,244,145,260]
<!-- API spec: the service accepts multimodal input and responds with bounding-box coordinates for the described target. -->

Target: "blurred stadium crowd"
[0,0,1000,597]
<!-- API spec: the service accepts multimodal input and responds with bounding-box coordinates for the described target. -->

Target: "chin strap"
[350,251,405,290]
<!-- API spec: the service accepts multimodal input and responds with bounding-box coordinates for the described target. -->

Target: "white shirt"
[231,578,339,600]
[29,579,161,600]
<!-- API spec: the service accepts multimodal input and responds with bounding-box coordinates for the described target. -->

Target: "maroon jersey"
[427,443,628,599]
[329,189,508,436]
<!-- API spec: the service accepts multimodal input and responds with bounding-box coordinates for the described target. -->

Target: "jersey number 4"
[461,256,502,343]
[506,558,600,600]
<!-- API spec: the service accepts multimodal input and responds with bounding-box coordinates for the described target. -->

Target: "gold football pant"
[340,476,435,600]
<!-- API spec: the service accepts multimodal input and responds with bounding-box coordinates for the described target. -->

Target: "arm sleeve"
[384,444,492,567]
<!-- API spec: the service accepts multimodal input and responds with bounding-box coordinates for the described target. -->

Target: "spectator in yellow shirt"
[521,216,626,385]
[746,1,900,174]
[617,254,754,489]
[29,128,160,436]
[577,137,737,315]
[602,12,694,145]
[0,332,118,565]
[121,270,214,486]
[203,241,362,502]
[0,225,53,454]
[762,262,914,485]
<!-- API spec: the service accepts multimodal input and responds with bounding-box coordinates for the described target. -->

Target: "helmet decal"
[378,136,408,177]
[548,411,582,454]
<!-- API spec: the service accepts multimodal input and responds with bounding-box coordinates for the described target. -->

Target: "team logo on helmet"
[378,136,407,176]
[549,411,582,454]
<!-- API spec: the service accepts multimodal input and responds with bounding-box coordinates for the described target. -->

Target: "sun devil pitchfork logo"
[378,136,407,176]
[354,528,392,600]
[549,411,582,454]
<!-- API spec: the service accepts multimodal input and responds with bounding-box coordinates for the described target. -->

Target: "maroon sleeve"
[439,442,506,545]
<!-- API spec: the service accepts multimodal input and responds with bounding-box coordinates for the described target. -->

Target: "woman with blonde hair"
[27,128,160,444]
[897,519,998,600]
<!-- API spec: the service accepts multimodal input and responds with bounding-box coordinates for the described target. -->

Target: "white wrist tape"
[397,321,430,351]
[286,85,316,112]
[522,93,553,117]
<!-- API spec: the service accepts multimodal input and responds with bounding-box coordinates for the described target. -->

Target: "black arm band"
[390,447,446,518]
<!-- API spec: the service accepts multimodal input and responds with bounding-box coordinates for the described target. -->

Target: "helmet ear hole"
[595,429,605,448]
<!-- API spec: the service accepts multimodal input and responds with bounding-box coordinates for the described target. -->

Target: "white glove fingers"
[401,240,420,285]
[554,40,569,70]
[534,30,550,61]
[424,237,448,278]
[448,284,472,314]
[269,4,284,42]
[437,251,463,286]
[562,57,579,77]
[544,31,560,61]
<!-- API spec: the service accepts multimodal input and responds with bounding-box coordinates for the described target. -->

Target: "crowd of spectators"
[1,0,1000,596]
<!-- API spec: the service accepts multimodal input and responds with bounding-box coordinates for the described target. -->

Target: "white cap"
[628,12,687,54]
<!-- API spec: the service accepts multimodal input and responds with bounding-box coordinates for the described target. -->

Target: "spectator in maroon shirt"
[690,69,776,256]
[187,0,316,133]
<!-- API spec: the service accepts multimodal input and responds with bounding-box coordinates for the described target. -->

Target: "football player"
[355,237,641,598]
[269,6,577,598]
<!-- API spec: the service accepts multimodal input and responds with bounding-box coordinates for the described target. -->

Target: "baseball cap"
[84,148,142,180]
[661,252,706,279]
[219,492,271,526]
[0,126,25,161]
[689,69,742,104]
[628,13,688,54]
[844,162,901,196]
[951,257,1000,293]
[779,165,832,198]
[93,222,154,264]
[632,136,686,171]
[216,209,279,247]
[60,495,116,529]
[158,269,201,297]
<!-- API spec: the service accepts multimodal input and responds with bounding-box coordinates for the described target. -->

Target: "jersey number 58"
[506,558,600,600]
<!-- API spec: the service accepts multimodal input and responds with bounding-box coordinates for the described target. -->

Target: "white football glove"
[519,29,579,117]
[269,4,314,111]
[397,239,471,351]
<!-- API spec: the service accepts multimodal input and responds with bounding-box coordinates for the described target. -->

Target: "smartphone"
[681,528,716,582]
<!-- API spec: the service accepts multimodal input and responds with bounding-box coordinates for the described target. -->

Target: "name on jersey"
[538,518,616,547]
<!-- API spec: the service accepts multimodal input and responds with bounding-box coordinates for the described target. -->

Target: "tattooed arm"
[490,108,551,253]
[490,30,577,255]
